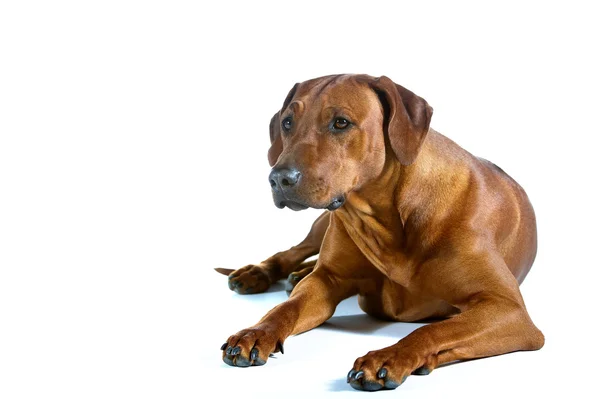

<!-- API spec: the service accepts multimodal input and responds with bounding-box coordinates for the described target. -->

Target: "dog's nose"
[269,168,301,190]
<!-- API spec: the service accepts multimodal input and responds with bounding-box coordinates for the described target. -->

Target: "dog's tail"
[214,267,235,276]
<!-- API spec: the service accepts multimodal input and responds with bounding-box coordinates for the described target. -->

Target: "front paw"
[227,265,271,294]
[221,327,284,367]
[347,346,430,391]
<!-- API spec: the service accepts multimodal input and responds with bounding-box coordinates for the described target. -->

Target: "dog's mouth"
[276,200,309,211]
[326,195,346,211]
[275,195,345,211]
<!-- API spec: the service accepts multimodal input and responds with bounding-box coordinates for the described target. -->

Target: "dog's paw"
[347,345,432,391]
[221,327,284,367]
[285,266,313,295]
[226,265,271,294]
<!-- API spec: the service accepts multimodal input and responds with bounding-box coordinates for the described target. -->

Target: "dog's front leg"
[221,215,369,367]
[221,265,355,367]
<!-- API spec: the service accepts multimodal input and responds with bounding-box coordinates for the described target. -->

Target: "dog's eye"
[282,117,293,132]
[332,117,350,132]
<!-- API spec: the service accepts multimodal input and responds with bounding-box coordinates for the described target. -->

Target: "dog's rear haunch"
[217,74,543,392]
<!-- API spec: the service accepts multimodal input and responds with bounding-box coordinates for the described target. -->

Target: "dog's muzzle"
[269,167,345,211]
[269,167,306,211]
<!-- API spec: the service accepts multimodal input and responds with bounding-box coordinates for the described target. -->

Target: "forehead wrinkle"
[289,100,305,116]
[299,75,378,126]
[311,75,343,99]
[319,84,377,124]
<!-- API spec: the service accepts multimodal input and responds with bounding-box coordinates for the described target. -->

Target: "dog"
[215,74,544,391]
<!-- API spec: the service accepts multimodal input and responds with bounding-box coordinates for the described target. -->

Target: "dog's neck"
[342,130,471,231]
[334,130,471,281]
[395,130,473,231]
[345,157,402,217]
[336,149,405,258]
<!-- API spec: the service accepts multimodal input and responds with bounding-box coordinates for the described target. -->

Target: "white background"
[1,1,599,398]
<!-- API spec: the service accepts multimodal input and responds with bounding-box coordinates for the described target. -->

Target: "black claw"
[354,370,364,380]
[220,342,228,350]
[231,346,241,356]
[413,366,431,375]
[276,341,284,354]
[250,348,258,361]
[347,370,357,383]
[226,346,233,355]
[377,368,388,379]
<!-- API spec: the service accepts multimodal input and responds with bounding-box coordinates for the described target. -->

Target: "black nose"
[269,168,301,190]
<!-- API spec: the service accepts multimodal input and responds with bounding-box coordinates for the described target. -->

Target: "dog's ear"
[371,76,433,166]
[268,83,299,167]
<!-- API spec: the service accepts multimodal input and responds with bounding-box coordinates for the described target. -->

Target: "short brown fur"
[217,74,543,391]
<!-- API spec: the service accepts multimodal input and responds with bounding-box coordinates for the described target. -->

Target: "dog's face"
[269,76,387,210]
[268,75,433,211]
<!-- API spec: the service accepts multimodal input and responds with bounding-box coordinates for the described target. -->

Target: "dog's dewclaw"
[214,267,235,276]
[276,341,284,354]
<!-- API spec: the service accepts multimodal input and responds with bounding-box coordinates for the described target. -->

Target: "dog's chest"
[337,206,411,285]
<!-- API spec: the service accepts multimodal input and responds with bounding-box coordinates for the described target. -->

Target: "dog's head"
[267,74,433,211]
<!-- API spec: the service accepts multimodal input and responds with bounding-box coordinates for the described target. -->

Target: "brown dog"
[216,74,544,391]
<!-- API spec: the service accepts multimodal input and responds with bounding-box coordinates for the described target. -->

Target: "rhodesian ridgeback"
[215,74,544,391]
